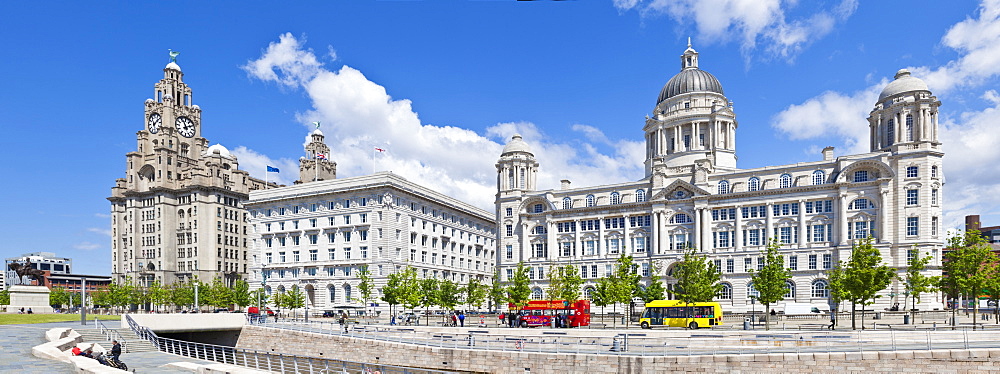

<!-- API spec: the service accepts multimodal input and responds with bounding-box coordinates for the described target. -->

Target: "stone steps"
[74,327,159,353]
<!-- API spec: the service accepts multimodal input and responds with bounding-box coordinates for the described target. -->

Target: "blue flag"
[266,166,279,173]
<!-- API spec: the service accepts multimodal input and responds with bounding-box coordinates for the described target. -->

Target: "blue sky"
[3,0,999,276]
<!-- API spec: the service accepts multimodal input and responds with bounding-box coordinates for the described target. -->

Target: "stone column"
[798,200,807,247]
[838,192,849,244]
[765,202,774,243]
[734,205,743,252]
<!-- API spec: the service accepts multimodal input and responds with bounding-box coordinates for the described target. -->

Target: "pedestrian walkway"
[3,321,222,373]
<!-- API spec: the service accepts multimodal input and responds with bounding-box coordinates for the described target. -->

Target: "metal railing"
[124,314,457,374]
[256,318,1000,358]
[94,317,128,353]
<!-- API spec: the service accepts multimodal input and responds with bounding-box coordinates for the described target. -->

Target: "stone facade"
[496,45,944,312]
[236,325,1000,373]
[246,171,496,315]
[109,60,272,287]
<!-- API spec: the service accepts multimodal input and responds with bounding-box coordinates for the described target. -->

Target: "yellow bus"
[638,300,723,329]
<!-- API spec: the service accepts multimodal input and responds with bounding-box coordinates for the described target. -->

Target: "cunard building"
[496,43,945,312]
[109,58,272,287]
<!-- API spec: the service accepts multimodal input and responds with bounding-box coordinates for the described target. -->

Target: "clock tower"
[109,56,274,288]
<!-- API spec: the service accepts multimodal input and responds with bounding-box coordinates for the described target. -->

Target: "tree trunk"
[952,298,958,330]
[764,304,770,331]
[851,301,857,330]
[973,298,979,331]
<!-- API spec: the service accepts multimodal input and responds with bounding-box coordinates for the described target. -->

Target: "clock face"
[147,113,162,134]
[175,116,196,138]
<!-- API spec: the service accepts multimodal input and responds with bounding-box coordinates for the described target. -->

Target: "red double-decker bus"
[508,300,591,328]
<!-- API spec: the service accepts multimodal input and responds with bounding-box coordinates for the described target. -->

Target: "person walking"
[451,313,458,327]
[458,312,465,327]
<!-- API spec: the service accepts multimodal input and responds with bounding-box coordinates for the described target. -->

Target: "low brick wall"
[235,325,1000,373]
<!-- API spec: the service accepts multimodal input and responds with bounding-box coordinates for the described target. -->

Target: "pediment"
[650,179,712,201]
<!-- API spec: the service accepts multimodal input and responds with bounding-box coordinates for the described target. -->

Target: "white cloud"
[73,242,101,251]
[240,34,647,210]
[229,146,300,186]
[86,227,111,237]
[771,0,1000,231]
[615,0,858,61]
[771,83,883,155]
[914,0,1000,95]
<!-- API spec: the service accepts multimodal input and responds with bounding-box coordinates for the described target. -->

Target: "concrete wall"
[125,313,245,333]
[236,325,1000,373]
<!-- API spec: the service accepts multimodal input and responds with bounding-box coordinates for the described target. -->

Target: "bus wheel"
[688,321,699,329]
[640,322,650,329]
[520,320,529,328]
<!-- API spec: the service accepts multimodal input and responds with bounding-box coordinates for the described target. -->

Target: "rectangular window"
[906,189,918,206]
[607,238,620,254]
[506,225,513,236]
[931,189,939,205]
[309,249,318,261]
[591,265,598,278]
[907,217,919,236]
[726,259,734,273]
[744,257,752,272]
[505,245,513,259]
[584,240,596,256]
[642,263,651,277]
[809,254,817,270]
[506,269,514,281]
[633,237,647,253]
[328,248,335,260]
[757,257,764,271]
[906,166,918,178]
[811,225,826,242]
[823,254,832,269]
[789,256,798,271]
[932,216,939,236]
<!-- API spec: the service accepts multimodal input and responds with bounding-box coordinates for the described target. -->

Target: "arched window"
[784,280,796,298]
[717,181,730,194]
[932,165,939,178]
[635,189,646,202]
[519,169,526,189]
[610,192,622,205]
[905,114,914,141]
[779,174,792,188]
[812,280,829,298]
[586,195,596,207]
[508,170,514,189]
[849,198,875,210]
[812,170,825,185]
[531,287,544,300]
[584,287,595,301]
[747,283,759,298]
[343,284,352,303]
[748,177,761,191]
[562,197,572,209]
[328,285,336,303]
[670,213,692,224]
[718,283,733,300]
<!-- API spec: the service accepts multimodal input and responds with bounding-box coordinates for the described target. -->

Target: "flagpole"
[373,146,376,175]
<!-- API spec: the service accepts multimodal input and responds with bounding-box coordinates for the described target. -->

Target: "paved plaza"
[1,321,218,374]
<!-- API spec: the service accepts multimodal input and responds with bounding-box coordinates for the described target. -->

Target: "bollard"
[903,315,910,325]
[744,318,751,330]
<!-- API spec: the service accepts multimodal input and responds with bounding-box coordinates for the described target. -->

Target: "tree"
[231,279,253,309]
[592,277,612,325]
[418,278,439,325]
[206,278,233,309]
[546,265,565,302]
[464,277,488,310]
[982,258,1000,324]
[168,282,195,310]
[903,246,938,324]
[147,281,170,312]
[749,239,790,330]
[397,267,422,315]
[557,264,584,302]
[437,279,461,312]
[381,269,405,318]
[942,230,996,329]
[601,253,641,327]
[507,262,531,311]
[0,289,9,305]
[829,237,895,330]
[50,287,80,308]
[284,286,306,316]
[640,261,666,303]
[675,247,725,328]
[357,265,375,320]
[250,288,268,310]
[488,270,507,312]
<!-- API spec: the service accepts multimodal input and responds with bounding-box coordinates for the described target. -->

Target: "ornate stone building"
[109,60,272,287]
[246,133,496,315]
[496,44,945,312]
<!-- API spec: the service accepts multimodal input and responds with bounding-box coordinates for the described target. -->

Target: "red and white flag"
[315,153,328,160]
[374,147,386,153]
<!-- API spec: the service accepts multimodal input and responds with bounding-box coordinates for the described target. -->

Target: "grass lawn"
[0,313,121,325]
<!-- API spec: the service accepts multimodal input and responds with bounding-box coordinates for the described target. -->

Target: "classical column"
[765,202,774,243]
[623,214,631,256]
[702,209,712,252]
[694,208,702,250]
[734,205,743,252]
[838,193,849,244]
[798,200,807,247]
[574,219,582,259]
[547,221,557,260]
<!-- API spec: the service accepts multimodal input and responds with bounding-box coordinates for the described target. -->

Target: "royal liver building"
[496,44,944,312]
